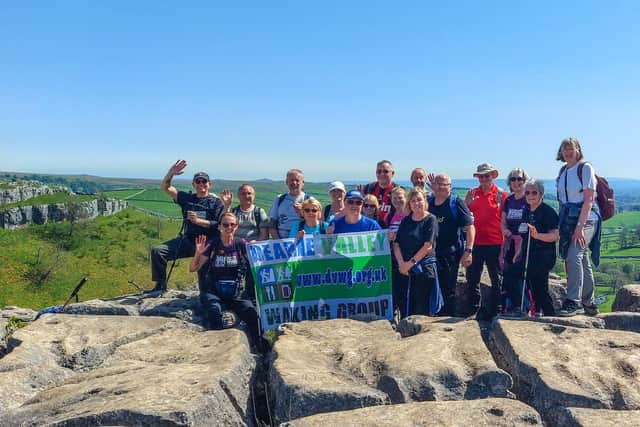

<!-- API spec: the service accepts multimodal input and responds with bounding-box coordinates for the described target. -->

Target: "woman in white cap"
[464,163,508,320]
[324,180,346,223]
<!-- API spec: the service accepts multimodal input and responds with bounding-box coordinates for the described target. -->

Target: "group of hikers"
[147,137,604,351]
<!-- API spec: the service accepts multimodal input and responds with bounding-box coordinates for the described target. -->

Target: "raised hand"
[194,235,209,255]
[221,189,233,207]
[169,159,187,176]
[464,188,476,207]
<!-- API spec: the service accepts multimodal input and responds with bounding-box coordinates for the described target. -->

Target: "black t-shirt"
[176,191,224,238]
[202,237,248,284]
[395,214,438,261]
[429,195,473,256]
[525,202,559,259]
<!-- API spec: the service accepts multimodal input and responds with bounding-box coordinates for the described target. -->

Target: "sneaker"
[583,303,600,317]
[558,300,584,317]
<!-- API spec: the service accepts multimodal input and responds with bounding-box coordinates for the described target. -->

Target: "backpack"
[277,192,311,208]
[557,161,615,221]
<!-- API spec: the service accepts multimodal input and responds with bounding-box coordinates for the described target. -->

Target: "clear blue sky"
[2,1,638,182]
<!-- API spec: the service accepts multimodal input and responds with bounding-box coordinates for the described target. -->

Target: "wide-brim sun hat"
[473,163,499,178]
[328,180,346,193]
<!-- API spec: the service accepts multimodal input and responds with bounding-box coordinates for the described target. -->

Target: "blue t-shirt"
[331,216,381,233]
[288,220,329,237]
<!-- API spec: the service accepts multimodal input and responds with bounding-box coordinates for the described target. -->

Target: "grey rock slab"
[1,314,256,426]
[281,398,543,427]
[495,314,606,330]
[270,318,512,423]
[613,285,640,312]
[601,312,640,333]
[556,407,640,427]
[489,318,640,425]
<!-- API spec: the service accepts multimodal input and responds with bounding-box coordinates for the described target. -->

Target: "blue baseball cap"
[345,189,364,200]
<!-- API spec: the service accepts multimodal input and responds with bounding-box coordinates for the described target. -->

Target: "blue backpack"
[428,193,466,255]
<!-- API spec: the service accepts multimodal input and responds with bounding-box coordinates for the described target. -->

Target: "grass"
[602,211,640,228]
[0,193,96,210]
[0,209,198,310]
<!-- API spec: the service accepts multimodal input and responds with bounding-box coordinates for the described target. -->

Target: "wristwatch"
[464,247,473,254]
[410,257,418,265]
[577,221,585,227]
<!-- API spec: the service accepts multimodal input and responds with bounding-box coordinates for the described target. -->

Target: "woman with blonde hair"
[289,197,328,238]
[393,187,441,316]
[362,194,381,225]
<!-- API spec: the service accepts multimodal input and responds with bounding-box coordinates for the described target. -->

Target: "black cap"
[193,172,210,182]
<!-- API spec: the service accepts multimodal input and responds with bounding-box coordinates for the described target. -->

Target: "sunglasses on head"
[303,208,318,213]
[525,190,539,195]
[510,176,524,182]
[194,179,208,185]
[347,199,363,205]
[221,222,237,228]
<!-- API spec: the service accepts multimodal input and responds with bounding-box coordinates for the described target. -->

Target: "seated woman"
[393,187,441,317]
[290,198,329,238]
[189,212,263,350]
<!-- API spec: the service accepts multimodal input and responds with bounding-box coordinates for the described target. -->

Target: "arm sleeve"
[582,163,597,191]
[258,207,270,229]
[208,198,225,229]
[456,197,474,227]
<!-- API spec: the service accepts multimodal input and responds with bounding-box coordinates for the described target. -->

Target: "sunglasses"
[221,222,237,228]
[478,173,492,179]
[525,190,539,195]
[510,177,524,182]
[376,169,391,174]
[363,203,376,208]
[303,208,318,213]
[436,182,451,187]
[346,199,363,205]
[194,179,208,185]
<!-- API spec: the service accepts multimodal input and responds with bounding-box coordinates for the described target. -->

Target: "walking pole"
[165,218,187,287]
[520,228,532,314]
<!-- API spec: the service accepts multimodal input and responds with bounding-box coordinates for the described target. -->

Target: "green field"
[0,209,196,310]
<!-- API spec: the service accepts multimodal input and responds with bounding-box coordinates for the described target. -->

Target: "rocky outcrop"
[612,284,640,312]
[555,407,640,427]
[0,184,66,205]
[281,398,543,426]
[269,318,512,423]
[489,318,640,425]
[0,198,127,229]
[1,314,256,426]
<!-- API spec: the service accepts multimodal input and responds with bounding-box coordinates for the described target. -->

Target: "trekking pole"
[61,277,89,311]
[520,228,532,314]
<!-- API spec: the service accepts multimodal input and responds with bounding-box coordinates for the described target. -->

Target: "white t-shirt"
[558,162,598,221]
[268,192,307,237]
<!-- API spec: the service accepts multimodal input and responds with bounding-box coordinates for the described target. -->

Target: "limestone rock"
[489,318,640,425]
[1,314,256,426]
[270,318,512,423]
[496,314,605,330]
[556,407,640,427]
[612,285,640,312]
[281,398,543,427]
[601,312,640,333]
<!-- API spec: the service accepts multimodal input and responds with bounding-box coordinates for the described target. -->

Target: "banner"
[247,230,393,330]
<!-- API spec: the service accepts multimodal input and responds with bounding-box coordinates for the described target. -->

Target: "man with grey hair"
[429,173,475,316]
[267,169,309,239]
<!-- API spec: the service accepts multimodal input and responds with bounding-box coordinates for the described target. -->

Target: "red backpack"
[557,162,615,221]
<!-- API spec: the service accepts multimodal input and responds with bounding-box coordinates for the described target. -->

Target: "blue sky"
[1,1,639,182]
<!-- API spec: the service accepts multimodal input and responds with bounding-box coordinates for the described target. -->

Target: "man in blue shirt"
[329,190,382,233]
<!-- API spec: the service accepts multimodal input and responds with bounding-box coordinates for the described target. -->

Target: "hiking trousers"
[466,245,502,317]
[150,235,196,284]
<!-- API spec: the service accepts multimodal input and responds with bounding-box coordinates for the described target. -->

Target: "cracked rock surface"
[269,317,512,423]
[0,314,255,426]
[489,318,640,425]
[281,398,542,426]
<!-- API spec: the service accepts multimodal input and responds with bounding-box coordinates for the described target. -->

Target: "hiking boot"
[558,300,584,317]
[144,282,167,297]
[583,303,600,317]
